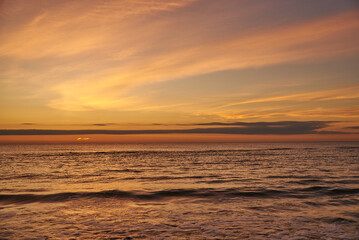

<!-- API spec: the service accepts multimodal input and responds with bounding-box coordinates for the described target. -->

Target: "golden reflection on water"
[2,196,358,239]
[0,143,359,239]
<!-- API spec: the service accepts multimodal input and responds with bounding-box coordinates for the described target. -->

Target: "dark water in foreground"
[0,142,358,239]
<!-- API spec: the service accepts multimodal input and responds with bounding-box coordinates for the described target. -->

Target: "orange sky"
[0,0,359,143]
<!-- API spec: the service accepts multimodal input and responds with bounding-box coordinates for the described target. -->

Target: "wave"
[0,173,45,180]
[123,175,220,181]
[8,147,322,158]
[336,146,359,150]
[318,217,357,224]
[0,190,198,204]
[103,169,143,173]
[266,148,295,150]
[328,188,359,195]
[288,179,359,185]
[266,175,323,179]
[1,187,359,205]
[1,173,221,181]
[0,173,102,180]
[14,150,242,157]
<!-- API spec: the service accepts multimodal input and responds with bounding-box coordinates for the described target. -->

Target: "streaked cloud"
[48,8,359,111]
[91,123,116,127]
[0,0,196,59]
[1,1,358,111]
[221,85,359,108]
[213,108,359,121]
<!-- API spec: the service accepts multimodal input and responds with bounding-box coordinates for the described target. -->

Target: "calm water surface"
[0,142,358,239]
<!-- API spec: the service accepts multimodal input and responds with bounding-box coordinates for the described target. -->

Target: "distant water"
[0,142,358,239]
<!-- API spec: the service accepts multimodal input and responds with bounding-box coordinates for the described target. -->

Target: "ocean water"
[0,142,358,239]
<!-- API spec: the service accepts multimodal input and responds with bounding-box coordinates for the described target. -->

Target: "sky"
[0,0,359,143]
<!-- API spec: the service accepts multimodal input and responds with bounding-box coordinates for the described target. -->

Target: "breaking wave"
[1,187,359,205]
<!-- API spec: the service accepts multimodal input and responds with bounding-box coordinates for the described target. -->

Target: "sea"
[0,142,358,239]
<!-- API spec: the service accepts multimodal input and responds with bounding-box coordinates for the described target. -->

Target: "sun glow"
[76,137,90,141]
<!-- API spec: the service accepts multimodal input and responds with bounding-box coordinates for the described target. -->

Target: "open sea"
[0,142,358,239]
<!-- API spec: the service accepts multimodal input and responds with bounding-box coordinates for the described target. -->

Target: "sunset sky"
[1,0,359,143]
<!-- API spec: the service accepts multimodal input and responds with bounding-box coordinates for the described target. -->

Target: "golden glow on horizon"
[1,134,358,144]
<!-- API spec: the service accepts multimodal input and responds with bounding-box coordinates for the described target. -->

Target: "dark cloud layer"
[195,121,330,127]
[0,121,346,135]
[91,123,116,126]
[346,126,359,129]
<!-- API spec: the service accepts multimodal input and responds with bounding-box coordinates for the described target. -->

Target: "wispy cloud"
[46,8,359,111]
[220,85,359,108]
[0,0,196,59]
[213,108,359,121]
[21,123,35,126]
[1,1,358,111]
[91,123,116,127]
